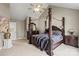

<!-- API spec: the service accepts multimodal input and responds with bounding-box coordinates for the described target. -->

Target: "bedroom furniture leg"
[48,8,54,56]
[62,17,65,43]
[29,17,32,44]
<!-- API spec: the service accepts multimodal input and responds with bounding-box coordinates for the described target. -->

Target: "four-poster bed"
[28,8,65,56]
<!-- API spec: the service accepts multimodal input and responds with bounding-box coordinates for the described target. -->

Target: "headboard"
[52,26,62,31]
[45,25,62,33]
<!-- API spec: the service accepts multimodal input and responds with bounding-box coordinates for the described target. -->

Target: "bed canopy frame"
[28,8,65,56]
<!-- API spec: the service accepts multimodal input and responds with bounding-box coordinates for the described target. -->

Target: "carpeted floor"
[0,39,79,56]
[53,43,79,56]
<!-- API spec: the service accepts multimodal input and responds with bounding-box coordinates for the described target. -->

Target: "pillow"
[52,26,62,31]
[53,31,62,35]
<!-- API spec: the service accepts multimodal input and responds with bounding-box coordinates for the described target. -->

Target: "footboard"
[52,40,63,50]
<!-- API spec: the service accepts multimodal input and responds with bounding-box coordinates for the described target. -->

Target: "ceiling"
[10,3,48,21]
[10,3,79,21]
[51,3,79,10]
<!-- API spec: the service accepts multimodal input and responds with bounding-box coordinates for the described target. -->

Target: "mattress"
[51,35,63,44]
[33,33,63,44]
[32,33,63,51]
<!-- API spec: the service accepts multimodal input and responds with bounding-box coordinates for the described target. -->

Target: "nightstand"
[65,35,78,48]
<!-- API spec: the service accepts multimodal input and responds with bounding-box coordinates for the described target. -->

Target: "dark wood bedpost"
[45,21,47,31]
[62,17,65,43]
[48,8,54,56]
[29,17,32,44]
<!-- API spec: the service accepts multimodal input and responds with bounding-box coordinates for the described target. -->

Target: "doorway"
[10,22,16,40]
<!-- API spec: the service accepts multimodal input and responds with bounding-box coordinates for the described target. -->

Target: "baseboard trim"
[17,37,27,40]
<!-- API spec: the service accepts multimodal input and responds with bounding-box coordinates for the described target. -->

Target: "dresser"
[65,35,78,48]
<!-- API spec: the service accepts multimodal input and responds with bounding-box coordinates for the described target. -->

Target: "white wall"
[16,20,25,39]
[37,6,79,35]
[10,20,25,40]
[38,18,46,33]
[52,6,79,35]
[0,4,10,18]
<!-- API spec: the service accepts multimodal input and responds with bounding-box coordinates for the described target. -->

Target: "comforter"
[33,33,63,51]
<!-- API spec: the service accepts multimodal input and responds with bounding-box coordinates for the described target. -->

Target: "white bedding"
[51,35,63,44]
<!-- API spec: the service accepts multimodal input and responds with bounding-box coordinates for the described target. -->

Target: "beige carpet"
[0,39,79,56]
[0,39,48,56]
[53,44,79,56]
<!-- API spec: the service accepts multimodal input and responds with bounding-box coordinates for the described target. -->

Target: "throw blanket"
[34,34,49,50]
[33,33,63,51]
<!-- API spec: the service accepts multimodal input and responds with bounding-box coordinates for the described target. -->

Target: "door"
[10,22,16,40]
